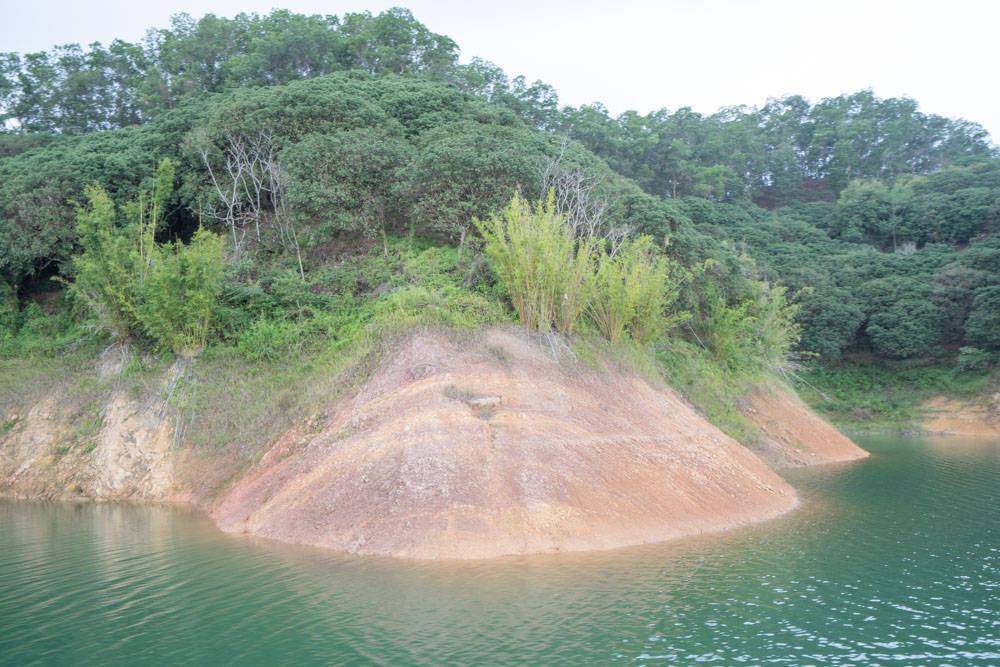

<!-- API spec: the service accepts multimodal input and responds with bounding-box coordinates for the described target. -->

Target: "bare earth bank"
[2,328,871,560]
[742,387,869,468]
[922,395,1000,438]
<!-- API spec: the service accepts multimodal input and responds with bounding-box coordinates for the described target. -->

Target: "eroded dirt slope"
[213,329,798,559]
[742,387,869,468]
[922,395,1000,437]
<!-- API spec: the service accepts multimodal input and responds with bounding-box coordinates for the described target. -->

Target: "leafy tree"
[794,288,865,359]
[283,127,413,251]
[965,286,1000,351]
[831,180,892,244]
[867,299,943,359]
[405,122,547,247]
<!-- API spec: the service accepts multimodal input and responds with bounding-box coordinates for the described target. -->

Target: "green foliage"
[220,238,507,363]
[369,285,509,332]
[0,127,162,284]
[0,297,94,358]
[965,286,1000,351]
[656,338,759,442]
[867,299,943,359]
[139,227,224,356]
[236,316,317,362]
[1,8,998,375]
[0,281,17,332]
[476,192,596,335]
[69,159,224,355]
[69,185,143,339]
[406,122,550,244]
[564,90,993,206]
[797,360,995,427]
[588,236,684,344]
[283,127,413,245]
[691,281,800,377]
[831,179,892,243]
[955,347,996,373]
[1,8,458,134]
[795,287,865,360]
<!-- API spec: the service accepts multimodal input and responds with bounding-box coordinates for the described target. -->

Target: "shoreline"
[2,328,867,561]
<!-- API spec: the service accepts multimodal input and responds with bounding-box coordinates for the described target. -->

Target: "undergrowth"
[655,338,762,444]
[795,359,996,429]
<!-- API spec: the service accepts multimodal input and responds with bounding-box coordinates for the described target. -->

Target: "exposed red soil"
[922,396,1000,437]
[213,329,798,559]
[742,387,869,468]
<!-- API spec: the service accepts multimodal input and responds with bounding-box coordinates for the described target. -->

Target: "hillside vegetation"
[1,8,997,431]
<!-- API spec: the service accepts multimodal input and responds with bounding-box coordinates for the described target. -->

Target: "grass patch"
[0,416,19,435]
[656,337,761,444]
[795,359,996,429]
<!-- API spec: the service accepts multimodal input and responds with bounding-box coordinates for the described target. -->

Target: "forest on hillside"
[1,8,997,417]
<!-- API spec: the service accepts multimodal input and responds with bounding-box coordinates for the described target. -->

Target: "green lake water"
[1,434,997,665]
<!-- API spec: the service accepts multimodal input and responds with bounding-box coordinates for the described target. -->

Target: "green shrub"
[0,282,17,333]
[694,281,800,377]
[236,318,303,362]
[965,286,1000,351]
[69,185,144,340]
[476,192,596,335]
[0,297,94,358]
[656,337,759,442]
[867,299,943,359]
[955,347,996,373]
[797,360,995,426]
[369,285,509,332]
[70,159,224,356]
[588,236,685,344]
[750,284,801,376]
[139,228,225,356]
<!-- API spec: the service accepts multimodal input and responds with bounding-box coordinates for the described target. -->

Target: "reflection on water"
[1,435,998,665]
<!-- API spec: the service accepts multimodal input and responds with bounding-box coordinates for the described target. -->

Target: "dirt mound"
[922,395,1000,437]
[742,387,868,468]
[214,329,797,559]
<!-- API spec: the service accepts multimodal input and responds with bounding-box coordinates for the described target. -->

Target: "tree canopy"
[1,8,997,366]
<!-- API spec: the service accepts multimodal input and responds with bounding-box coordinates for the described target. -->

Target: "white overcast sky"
[2,0,997,141]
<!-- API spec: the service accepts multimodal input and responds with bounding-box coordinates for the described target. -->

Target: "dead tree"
[540,139,630,254]
[195,129,304,278]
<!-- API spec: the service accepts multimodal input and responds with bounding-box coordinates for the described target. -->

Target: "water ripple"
[1,435,997,665]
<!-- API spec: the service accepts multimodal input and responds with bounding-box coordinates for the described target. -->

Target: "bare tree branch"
[540,138,631,252]
[195,129,304,277]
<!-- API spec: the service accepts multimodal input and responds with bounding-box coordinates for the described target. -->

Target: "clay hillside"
[2,327,866,559]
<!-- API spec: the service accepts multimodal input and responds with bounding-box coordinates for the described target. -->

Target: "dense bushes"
[0,73,607,288]
[139,228,224,355]
[681,175,1000,362]
[476,193,596,335]
[965,286,1000,350]
[1,7,997,375]
[70,160,224,355]
[589,236,682,344]
[690,282,800,377]
[478,193,704,349]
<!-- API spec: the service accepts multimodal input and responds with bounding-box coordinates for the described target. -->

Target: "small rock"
[467,396,501,408]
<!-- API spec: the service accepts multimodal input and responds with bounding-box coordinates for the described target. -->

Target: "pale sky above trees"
[3,0,997,141]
